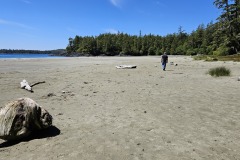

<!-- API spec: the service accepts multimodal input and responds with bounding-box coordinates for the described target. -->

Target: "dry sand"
[0,56,240,160]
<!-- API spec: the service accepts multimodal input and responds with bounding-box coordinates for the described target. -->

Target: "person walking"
[161,52,168,71]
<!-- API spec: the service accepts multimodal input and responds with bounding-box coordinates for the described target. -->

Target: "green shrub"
[213,46,230,56]
[205,56,218,61]
[193,55,218,61]
[186,50,195,56]
[208,67,231,77]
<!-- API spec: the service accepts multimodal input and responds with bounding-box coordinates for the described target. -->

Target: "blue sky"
[0,0,220,50]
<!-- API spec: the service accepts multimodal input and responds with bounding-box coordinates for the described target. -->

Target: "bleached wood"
[20,80,45,92]
[115,65,137,69]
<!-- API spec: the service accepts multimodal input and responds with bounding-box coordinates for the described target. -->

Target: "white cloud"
[155,1,166,7]
[0,19,8,24]
[0,18,34,30]
[109,0,122,8]
[21,0,31,4]
[105,28,118,34]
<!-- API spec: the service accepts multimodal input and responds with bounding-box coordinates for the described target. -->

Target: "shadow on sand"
[0,126,60,148]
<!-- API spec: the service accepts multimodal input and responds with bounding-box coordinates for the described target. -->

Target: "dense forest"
[66,0,240,56]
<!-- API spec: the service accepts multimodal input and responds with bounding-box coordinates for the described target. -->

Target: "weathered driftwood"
[0,98,52,141]
[170,62,178,66]
[30,81,46,87]
[20,79,46,92]
[116,65,137,69]
[20,79,32,92]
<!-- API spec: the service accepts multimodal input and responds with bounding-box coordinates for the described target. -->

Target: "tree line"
[66,0,239,56]
[0,49,51,54]
[0,49,66,55]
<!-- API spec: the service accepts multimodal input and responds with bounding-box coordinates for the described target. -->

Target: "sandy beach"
[0,56,240,160]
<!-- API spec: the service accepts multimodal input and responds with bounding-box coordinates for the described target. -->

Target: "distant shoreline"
[0,49,66,55]
[0,53,64,59]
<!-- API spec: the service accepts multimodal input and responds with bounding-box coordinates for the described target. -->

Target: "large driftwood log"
[0,98,52,141]
[115,65,137,69]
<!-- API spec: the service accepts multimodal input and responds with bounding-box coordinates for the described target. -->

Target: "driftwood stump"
[0,98,52,141]
[115,65,137,69]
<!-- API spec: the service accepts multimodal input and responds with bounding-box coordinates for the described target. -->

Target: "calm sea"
[0,53,62,59]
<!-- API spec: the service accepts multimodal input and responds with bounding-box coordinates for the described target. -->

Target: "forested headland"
[66,0,240,57]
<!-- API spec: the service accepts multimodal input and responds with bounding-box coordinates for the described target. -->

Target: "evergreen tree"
[64,1,239,56]
[214,0,240,54]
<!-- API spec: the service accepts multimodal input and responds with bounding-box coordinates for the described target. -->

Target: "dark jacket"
[161,54,168,63]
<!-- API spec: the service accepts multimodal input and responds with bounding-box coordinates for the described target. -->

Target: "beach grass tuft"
[208,66,231,77]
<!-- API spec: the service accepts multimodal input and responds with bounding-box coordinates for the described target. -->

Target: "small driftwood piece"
[30,81,46,87]
[170,62,178,66]
[0,97,52,141]
[20,79,45,92]
[116,65,137,69]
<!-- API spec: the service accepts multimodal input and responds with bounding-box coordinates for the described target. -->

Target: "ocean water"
[0,53,62,59]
